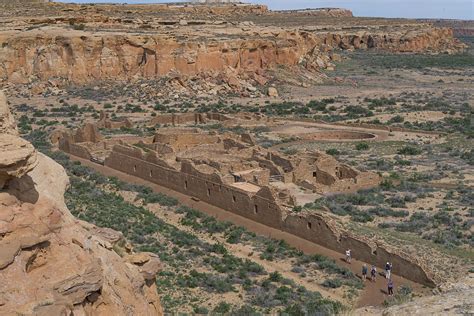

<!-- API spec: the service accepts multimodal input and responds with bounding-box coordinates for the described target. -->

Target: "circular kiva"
[304,130,378,142]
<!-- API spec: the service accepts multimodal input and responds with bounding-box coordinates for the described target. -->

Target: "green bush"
[137,191,178,206]
[213,302,231,314]
[355,142,369,151]
[326,148,340,156]
[269,271,283,282]
[397,146,422,155]
[322,278,342,288]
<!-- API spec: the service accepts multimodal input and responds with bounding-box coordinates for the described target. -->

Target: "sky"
[56,0,474,20]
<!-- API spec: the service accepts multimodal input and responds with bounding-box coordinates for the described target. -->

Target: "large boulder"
[268,87,279,97]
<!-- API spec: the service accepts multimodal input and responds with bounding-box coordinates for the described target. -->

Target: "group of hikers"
[345,249,395,296]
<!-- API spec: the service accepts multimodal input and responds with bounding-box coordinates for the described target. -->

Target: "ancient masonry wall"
[99,145,435,287]
[105,147,284,229]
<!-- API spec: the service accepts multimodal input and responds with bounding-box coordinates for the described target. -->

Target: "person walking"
[345,249,352,263]
[388,279,394,296]
[371,265,377,282]
[385,262,391,279]
[362,264,368,281]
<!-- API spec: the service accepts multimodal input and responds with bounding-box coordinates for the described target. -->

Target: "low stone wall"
[314,120,444,136]
[68,143,93,160]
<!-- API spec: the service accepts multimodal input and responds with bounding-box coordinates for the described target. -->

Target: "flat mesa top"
[230,181,261,193]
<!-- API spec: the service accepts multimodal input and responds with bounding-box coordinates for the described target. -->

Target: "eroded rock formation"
[0,27,464,86]
[0,1,466,90]
[0,93,162,315]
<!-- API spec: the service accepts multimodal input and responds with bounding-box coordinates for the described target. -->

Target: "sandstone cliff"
[0,1,466,88]
[0,27,464,86]
[0,92,162,315]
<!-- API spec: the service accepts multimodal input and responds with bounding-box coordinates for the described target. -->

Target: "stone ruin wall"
[104,146,284,229]
[150,113,230,126]
[91,143,435,287]
[284,213,436,287]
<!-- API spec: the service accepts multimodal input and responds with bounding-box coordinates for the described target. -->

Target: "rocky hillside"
[0,90,163,315]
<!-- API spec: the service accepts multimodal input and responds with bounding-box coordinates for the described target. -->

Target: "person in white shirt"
[345,249,351,263]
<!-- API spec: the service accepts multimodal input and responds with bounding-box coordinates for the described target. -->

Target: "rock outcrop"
[0,93,163,315]
[357,275,474,315]
[0,91,17,135]
[0,134,37,189]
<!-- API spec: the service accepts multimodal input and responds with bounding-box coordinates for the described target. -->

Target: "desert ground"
[0,1,473,315]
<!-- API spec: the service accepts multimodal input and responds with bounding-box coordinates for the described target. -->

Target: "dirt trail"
[68,154,432,308]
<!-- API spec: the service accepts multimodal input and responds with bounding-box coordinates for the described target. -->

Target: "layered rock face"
[0,1,466,87]
[0,27,463,85]
[0,93,162,315]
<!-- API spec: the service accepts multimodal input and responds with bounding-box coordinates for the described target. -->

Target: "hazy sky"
[57,0,473,20]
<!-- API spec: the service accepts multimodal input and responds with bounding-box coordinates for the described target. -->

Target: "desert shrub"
[268,271,283,282]
[383,212,430,233]
[284,299,342,315]
[213,302,231,314]
[326,148,340,156]
[369,207,408,218]
[307,98,335,111]
[283,148,298,155]
[383,285,413,307]
[137,191,178,206]
[385,195,407,208]
[25,129,51,151]
[387,115,404,124]
[231,304,260,316]
[292,205,303,213]
[253,126,271,133]
[291,266,305,274]
[397,146,422,155]
[351,211,374,223]
[71,23,85,30]
[461,149,474,165]
[345,105,374,118]
[322,278,342,288]
[355,142,369,151]
[225,226,246,244]
[364,97,397,107]
[193,306,209,314]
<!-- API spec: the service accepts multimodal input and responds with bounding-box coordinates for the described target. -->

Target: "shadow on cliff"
[5,174,39,204]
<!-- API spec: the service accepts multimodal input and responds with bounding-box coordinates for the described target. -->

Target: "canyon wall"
[0,27,464,85]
